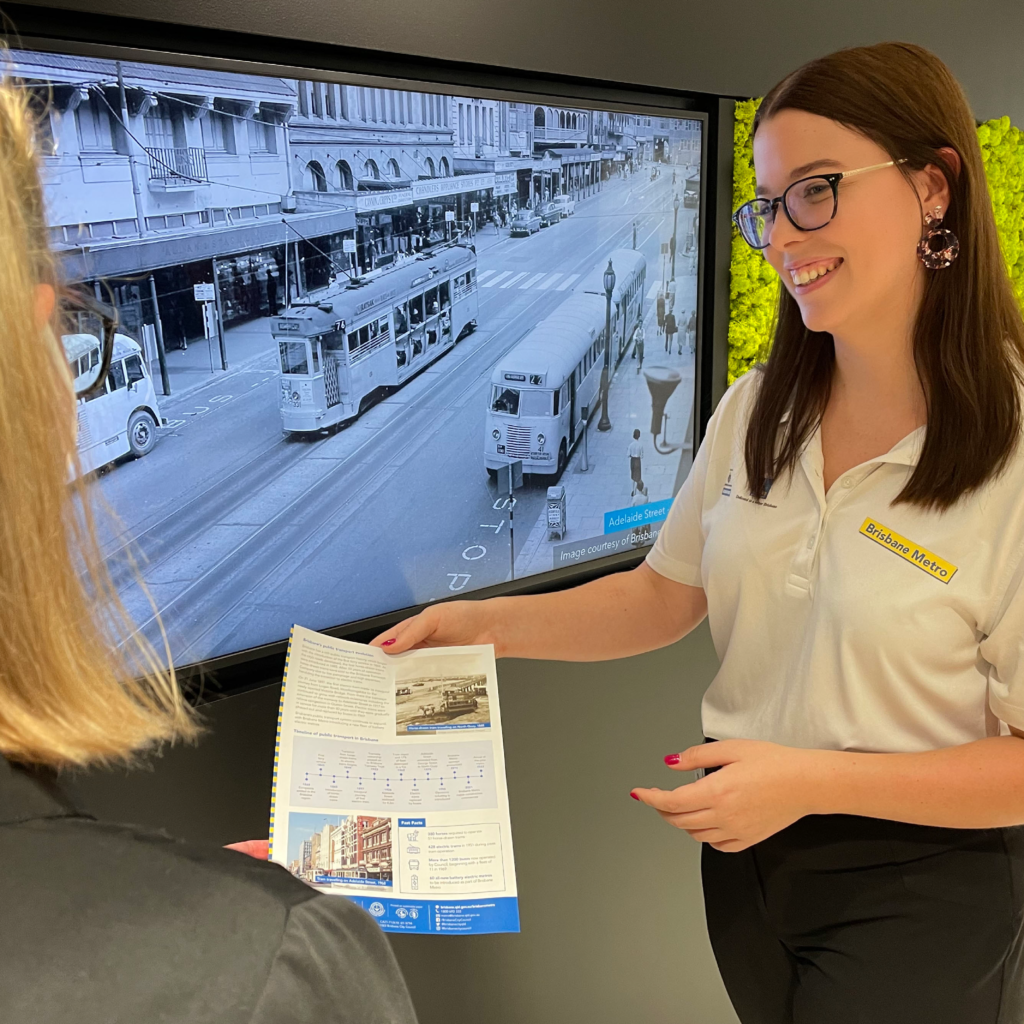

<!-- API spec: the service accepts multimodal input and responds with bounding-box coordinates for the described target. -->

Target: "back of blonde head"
[0,69,197,765]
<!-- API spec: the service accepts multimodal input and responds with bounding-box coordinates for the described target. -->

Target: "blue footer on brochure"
[343,894,520,934]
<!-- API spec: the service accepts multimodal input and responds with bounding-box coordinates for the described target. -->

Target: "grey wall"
[13,0,1024,124]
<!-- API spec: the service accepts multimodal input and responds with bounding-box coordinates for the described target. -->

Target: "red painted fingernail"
[382,638,395,646]
[664,754,680,765]
[630,791,640,800]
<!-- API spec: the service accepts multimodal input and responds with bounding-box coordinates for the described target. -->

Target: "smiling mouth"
[789,258,843,286]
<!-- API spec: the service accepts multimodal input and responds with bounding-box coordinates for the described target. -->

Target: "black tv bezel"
[2,4,734,701]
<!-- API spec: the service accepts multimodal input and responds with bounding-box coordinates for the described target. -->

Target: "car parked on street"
[510,210,542,236]
[537,201,562,227]
[552,195,576,217]
[683,177,700,208]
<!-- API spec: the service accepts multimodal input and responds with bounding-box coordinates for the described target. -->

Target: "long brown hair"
[0,67,198,765]
[744,42,1024,510]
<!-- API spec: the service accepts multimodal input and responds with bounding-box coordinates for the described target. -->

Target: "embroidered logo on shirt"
[858,518,958,584]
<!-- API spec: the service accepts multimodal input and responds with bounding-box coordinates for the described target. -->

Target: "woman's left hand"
[224,839,270,860]
[630,740,826,852]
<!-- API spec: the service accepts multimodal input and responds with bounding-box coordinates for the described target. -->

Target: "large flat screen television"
[3,11,728,696]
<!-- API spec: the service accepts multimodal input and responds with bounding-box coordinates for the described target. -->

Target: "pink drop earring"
[917,206,959,269]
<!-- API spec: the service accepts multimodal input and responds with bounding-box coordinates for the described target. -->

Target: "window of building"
[363,158,380,180]
[307,161,327,192]
[387,158,401,179]
[326,84,337,120]
[337,160,354,190]
[439,156,450,176]
[202,110,236,154]
[459,103,465,145]
[247,111,278,154]
[424,156,435,177]
[144,104,185,151]
[77,92,117,152]
[311,83,322,117]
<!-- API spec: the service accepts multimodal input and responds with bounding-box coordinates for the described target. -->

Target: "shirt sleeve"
[981,547,1024,732]
[248,895,418,1024]
[644,370,754,588]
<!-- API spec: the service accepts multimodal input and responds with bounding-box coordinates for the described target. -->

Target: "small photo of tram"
[395,666,491,735]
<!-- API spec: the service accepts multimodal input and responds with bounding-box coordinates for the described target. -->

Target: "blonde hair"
[0,69,198,766]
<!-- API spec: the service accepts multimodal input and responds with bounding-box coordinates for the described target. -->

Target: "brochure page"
[269,624,519,934]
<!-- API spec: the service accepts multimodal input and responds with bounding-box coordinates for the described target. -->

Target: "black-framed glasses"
[732,159,907,250]
[60,290,118,399]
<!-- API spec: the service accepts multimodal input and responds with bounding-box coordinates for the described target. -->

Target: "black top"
[0,757,418,1023]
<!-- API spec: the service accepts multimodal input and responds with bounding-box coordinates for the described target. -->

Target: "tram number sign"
[193,283,216,302]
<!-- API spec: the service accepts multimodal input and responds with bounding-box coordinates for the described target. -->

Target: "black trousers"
[702,813,1024,1023]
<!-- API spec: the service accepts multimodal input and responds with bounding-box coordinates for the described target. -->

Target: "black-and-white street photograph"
[395,672,490,734]
[15,48,703,667]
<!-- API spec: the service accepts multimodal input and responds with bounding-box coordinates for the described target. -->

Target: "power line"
[92,86,296,203]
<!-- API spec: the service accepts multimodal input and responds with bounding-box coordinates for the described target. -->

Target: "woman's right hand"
[369,599,497,655]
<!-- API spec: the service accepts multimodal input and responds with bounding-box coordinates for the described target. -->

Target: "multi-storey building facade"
[9,51,360,356]
[360,817,393,880]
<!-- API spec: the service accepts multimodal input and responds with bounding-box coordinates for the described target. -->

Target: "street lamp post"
[671,193,680,282]
[598,259,615,432]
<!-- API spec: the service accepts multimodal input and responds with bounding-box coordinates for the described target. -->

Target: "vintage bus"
[64,332,165,476]
[273,243,478,433]
[484,248,646,480]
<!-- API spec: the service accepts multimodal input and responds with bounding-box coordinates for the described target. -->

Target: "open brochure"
[269,625,520,934]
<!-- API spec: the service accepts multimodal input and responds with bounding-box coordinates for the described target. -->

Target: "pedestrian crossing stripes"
[476,268,644,295]
[519,273,545,289]
[483,271,513,288]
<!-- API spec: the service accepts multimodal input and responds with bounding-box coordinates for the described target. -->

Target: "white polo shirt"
[646,369,1024,753]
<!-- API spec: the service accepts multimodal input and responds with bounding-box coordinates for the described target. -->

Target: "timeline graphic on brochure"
[269,624,519,935]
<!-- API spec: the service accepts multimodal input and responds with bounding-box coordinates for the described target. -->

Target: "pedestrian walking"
[628,429,647,498]
[686,309,697,355]
[664,308,678,356]
[633,317,646,373]
[657,291,666,344]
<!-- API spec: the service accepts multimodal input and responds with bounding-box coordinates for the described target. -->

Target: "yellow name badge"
[859,518,958,584]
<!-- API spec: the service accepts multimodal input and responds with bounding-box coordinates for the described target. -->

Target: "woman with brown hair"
[0,71,416,1023]
[375,42,1024,1021]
